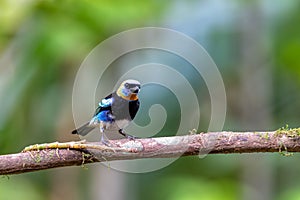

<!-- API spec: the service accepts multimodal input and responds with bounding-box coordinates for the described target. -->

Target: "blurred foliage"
[274,2,300,78]
[0,176,44,200]
[0,0,166,152]
[272,1,300,126]
[155,176,236,200]
[1,0,300,200]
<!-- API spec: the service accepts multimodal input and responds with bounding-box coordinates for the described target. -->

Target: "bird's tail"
[71,122,95,136]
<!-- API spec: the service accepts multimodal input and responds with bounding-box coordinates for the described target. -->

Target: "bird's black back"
[93,92,139,121]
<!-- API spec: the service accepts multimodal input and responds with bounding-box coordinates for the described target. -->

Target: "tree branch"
[1,128,300,175]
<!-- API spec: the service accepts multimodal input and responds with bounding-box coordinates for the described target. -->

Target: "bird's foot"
[101,138,112,147]
[126,134,139,140]
[100,133,112,147]
[118,129,139,140]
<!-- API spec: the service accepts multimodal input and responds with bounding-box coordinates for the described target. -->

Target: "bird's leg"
[100,134,112,146]
[118,129,139,140]
[100,126,111,146]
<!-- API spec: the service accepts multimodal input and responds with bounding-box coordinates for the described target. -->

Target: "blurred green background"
[1,0,300,200]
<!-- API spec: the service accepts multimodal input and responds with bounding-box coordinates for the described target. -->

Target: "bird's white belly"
[100,119,130,133]
[100,119,130,139]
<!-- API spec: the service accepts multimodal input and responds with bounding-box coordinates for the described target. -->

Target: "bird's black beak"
[131,86,140,94]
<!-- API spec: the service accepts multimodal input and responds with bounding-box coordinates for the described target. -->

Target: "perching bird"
[71,79,141,145]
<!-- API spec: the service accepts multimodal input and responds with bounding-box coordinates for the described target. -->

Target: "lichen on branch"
[1,127,300,175]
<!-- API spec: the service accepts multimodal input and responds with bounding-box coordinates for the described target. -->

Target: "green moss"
[263,133,270,140]
[254,131,260,135]
[255,132,269,140]
[275,125,300,138]
[189,129,198,135]
[33,154,42,163]
[278,141,294,157]
[274,125,300,156]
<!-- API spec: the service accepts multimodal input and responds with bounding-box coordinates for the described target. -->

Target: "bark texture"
[1,130,299,175]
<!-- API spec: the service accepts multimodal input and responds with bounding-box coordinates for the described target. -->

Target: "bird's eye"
[125,83,129,88]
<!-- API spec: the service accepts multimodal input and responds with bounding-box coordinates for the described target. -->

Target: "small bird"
[71,79,141,145]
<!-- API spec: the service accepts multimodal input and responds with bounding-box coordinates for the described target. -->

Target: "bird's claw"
[101,134,112,147]
[118,129,138,140]
[101,139,112,147]
[126,135,139,140]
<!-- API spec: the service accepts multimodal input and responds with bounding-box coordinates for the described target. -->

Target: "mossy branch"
[1,127,300,175]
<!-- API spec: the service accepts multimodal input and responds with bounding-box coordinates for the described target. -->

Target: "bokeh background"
[1,0,300,200]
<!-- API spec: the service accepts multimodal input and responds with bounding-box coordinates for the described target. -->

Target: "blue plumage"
[99,98,113,108]
[72,79,141,145]
[91,110,114,124]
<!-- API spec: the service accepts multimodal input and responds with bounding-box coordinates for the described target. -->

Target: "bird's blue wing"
[99,98,113,107]
[92,94,116,123]
[93,94,113,116]
[95,110,115,122]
